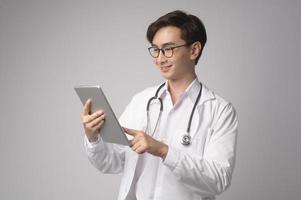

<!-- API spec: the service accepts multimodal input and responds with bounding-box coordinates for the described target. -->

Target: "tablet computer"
[74,85,129,146]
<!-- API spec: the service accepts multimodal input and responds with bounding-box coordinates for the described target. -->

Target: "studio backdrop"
[0,0,300,199]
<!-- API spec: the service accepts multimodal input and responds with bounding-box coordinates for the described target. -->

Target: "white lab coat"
[85,81,238,200]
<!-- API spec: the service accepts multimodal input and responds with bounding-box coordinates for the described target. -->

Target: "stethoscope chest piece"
[181,134,191,146]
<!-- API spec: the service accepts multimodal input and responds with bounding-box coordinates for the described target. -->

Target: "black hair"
[147,10,207,65]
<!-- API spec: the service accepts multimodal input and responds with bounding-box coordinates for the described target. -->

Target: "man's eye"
[153,48,160,52]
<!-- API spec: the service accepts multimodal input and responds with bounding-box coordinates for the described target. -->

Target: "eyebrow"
[151,42,176,48]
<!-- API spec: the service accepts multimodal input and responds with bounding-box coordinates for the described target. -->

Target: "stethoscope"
[146,82,202,146]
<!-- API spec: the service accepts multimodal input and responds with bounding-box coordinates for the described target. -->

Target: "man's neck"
[168,74,197,104]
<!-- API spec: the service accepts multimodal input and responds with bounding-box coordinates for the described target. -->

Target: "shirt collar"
[159,77,215,105]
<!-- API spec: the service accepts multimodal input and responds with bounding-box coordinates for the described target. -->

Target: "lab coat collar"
[185,78,216,105]
[198,82,216,105]
[159,78,215,105]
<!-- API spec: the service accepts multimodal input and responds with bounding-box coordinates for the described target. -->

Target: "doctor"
[82,10,238,200]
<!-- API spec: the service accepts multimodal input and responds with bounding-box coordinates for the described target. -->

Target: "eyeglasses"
[148,43,191,58]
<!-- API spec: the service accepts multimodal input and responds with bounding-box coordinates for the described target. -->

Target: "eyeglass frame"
[147,42,193,58]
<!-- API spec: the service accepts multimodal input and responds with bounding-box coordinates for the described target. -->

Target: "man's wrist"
[159,144,169,160]
[87,134,99,143]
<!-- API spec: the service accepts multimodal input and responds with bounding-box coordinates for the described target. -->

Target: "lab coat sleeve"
[84,94,144,174]
[85,135,126,174]
[163,103,238,196]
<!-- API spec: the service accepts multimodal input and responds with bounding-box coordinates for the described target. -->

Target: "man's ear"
[190,41,202,61]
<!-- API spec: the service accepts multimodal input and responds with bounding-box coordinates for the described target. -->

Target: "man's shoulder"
[202,84,235,112]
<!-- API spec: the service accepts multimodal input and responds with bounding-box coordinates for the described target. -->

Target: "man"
[82,10,238,200]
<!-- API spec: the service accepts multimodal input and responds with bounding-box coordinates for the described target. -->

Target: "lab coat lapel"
[191,84,215,139]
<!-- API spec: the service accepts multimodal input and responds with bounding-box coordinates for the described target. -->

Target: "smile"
[160,65,172,72]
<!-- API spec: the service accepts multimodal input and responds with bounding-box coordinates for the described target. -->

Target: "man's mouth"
[160,65,172,72]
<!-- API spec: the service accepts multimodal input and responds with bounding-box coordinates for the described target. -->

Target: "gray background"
[0,0,300,199]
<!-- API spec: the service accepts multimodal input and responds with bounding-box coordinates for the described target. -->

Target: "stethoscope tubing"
[146,82,202,145]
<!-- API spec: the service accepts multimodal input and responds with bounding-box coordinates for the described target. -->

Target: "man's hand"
[82,99,106,142]
[124,128,168,160]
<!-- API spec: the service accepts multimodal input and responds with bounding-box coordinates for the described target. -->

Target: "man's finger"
[90,115,105,128]
[132,143,147,154]
[129,137,138,146]
[90,110,104,119]
[94,120,105,132]
[123,127,139,136]
[83,99,92,115]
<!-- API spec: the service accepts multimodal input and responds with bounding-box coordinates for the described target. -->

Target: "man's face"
[151,26,195,81]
